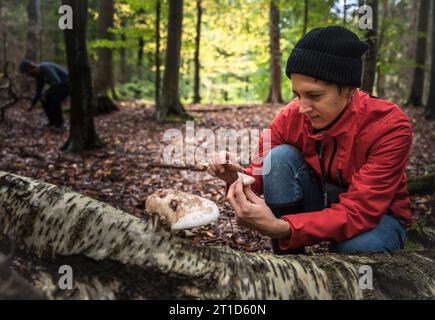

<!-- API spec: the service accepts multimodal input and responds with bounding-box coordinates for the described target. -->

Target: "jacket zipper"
[316,140,328,208]
[328,137,337,181]
[316,137,338,208]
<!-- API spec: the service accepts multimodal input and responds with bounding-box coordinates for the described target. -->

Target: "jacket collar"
[304,89,363,140]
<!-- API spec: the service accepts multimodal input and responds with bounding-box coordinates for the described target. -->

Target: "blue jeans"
[262,144,406,254]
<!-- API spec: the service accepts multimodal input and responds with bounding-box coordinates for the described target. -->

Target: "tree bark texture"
[155,0,162,108]
[408,0,430,107]
[425,1,435,118]
[266,0,283,104]
[156,0,188,120]
[0,171,434,300]
[62,0,103,153]
[94,0,118,115]
[361,0,378,94]
[119,18,128,84]
[193,0,202,104]
[25,0,41,62]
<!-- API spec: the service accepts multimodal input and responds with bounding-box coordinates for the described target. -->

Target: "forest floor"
[0,100,434,254]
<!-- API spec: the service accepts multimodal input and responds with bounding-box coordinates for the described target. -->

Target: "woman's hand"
[226,177,292,240]
[207,151,243,185]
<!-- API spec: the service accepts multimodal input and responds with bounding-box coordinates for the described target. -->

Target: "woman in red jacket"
[208,26,412,254]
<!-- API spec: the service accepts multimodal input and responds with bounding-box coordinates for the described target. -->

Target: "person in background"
[19,59,69,130]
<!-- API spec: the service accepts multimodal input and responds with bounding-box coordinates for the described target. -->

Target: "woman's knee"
[329,215,406,254]
[329,236,393,254]
[262,144,304,176]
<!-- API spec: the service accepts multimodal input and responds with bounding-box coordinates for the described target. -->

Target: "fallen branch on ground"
[408,173,435,195]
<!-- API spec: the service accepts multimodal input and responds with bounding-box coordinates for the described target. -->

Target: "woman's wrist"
[270,218,292,240]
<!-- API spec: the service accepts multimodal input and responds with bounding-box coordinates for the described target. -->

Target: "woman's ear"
[346,87,356,99]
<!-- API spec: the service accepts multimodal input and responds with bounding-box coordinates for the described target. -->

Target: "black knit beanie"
[286,26,369,87]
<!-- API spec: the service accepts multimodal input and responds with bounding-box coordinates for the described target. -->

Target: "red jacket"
[243,89,413,250]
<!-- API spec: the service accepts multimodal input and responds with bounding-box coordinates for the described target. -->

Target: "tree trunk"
[61,0,103,153]
[192,0,202,104]
[96,0,115,93]
[95,0,118,115]
[302,0,308,36]
[0,1,4,70]
[375,0,388,98]
[266,0,283,104]
[343,0,346,25]
[25,0,41,62]
[0,171,434,300]
[156,0,191,121]
[408,173,435,194]
[425,1,435,119]
[23,0,41,95]
[376,69,385,98]
[402,0,419,99]
[135,7,146,80]
[119,18,128,84]
[155,0,161,108]
[361,0,378,94]
[137,36,144,70]
[408,0,430,107]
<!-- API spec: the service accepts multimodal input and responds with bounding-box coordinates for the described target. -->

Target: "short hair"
[19,59,34,74]
[289,73,350,95]
[313,78,347,95]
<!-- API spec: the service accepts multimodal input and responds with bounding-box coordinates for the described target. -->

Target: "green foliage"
[93,0,347,105]
[116,76,153,100]
[403,223,428,251]
[2,0,421,105]
[403,239,424,251]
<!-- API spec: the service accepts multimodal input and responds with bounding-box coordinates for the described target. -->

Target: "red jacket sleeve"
[279,121,412,250]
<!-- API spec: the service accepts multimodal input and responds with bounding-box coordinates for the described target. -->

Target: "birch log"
[0,171,434,300]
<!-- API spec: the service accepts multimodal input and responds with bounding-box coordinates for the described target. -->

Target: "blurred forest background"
[1,0,435,109]
[0,0,434,253]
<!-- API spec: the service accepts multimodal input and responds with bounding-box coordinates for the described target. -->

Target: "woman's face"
[291,73,355,129]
